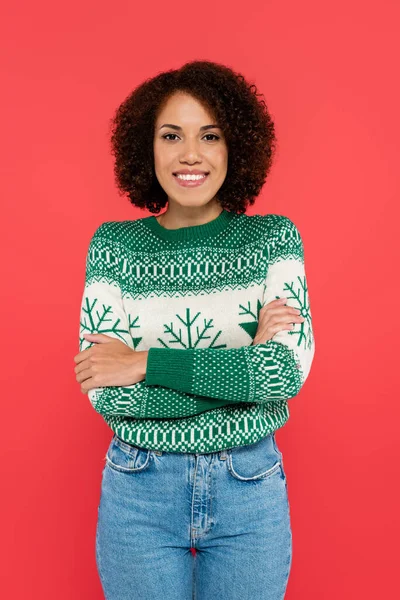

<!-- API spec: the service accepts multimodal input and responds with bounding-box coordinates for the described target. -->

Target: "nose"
[180,138,202,163]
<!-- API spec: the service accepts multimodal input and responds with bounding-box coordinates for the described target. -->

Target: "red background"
[1,1,399,597]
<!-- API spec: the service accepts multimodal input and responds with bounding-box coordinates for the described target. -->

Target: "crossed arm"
[77,218,315,419]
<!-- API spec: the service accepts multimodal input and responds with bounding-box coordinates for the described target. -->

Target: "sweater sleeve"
[78,223,239,419]
[145,216,315,403]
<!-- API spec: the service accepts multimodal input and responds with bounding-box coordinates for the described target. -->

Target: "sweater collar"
[140,209,236,242]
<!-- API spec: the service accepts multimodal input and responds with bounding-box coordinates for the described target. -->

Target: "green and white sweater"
[78,209,315,453]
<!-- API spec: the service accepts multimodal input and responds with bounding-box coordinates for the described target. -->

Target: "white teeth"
[176,173,207,180]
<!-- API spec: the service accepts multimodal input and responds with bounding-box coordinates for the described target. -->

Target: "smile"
[173,173,209,187]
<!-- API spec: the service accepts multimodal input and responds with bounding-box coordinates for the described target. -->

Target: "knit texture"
[78,209,315,453]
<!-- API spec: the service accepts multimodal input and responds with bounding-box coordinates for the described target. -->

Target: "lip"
[173,169,209,175]
[173,172,209,188]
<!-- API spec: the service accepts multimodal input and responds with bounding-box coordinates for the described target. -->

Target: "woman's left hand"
[74,333,148,394]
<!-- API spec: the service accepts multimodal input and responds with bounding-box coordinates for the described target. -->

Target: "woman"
[75,60,315,600]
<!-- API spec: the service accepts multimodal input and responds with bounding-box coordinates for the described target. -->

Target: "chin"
[170,197,216,208]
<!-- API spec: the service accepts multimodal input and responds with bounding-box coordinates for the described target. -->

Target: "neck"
[157,201,223,230]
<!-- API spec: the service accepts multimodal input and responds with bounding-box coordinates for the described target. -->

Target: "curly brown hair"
[109,60,277,214]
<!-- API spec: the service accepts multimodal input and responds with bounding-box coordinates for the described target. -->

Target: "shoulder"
[260,213,301,237]
[241,212,302,243]
[89,219,144,251]
[91,219,140,240]
[256,213,305,262]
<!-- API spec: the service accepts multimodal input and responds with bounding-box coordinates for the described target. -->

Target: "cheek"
[154,145,176,172]
[213,151,228,174]
[153,144,163,168]
[209,145,228,166]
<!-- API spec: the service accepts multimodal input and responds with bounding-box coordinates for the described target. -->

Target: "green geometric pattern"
[238,299,263,339]
[78,211,315,453]
[279,274,313,351]
[144,340,303,404]
[80,296,143,350]
[102,401,290,454]
[157,307,227,349]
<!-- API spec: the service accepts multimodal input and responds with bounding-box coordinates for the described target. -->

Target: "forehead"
[156,92,215,124]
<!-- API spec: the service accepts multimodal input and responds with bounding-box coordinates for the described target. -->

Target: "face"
[153,92,228,209]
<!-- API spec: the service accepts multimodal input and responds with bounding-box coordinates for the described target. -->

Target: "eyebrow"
[158,124,220,131]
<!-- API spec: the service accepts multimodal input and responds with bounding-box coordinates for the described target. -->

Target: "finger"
[81,376,97,393]
[267,298,287,306]
[272,303,301,315]
[278,319,303,331]
[276,315,305,325]
[275,306,302,316]
[83,333,115,344]
[76,366,94,384]
[74,347,92,364]
[74,360,91,376]
[260,309,304,325]
[260,299,288,312]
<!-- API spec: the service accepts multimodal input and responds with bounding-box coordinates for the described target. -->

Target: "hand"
[73,333,148,394]
[252,298,306,345]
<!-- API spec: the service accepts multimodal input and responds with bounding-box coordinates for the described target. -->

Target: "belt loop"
[153,449,163,456]
[219,449,227,460]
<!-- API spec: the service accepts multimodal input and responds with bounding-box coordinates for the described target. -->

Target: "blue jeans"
[96,432,293,599]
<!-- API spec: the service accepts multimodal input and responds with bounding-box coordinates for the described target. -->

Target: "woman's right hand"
[252,298,306,345]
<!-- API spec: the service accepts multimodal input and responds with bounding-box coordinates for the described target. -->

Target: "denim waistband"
[115,434,228,460]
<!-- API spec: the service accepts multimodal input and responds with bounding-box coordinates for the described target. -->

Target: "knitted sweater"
[78,209,315,453]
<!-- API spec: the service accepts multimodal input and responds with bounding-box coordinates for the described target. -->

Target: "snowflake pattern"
[238,299,263,340]
[157,307,227,349]
[79,297,143,350]
[277,274,314,351]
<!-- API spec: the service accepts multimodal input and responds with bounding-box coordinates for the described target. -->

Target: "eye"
[161,133,221,142]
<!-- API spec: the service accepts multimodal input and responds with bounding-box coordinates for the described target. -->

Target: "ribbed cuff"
[145,347,196,393]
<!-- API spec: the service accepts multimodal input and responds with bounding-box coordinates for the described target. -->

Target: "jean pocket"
[105,435,151,474]
[271,432,288,482]
[226,434,282,482]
